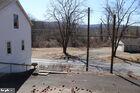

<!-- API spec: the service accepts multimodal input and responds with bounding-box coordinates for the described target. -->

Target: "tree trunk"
[63,46,68,56]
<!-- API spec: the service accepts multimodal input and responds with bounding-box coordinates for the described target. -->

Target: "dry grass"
[32,47,140,63]
[116,52,140,62]
[32,48,63,59]
[32,47,86,59]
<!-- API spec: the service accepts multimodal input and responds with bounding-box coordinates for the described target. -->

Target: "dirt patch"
[32,48,86,60]
[32,47,140,63]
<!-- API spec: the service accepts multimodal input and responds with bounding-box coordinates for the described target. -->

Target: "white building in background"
[117,38,140,53]
[0,0,32,73]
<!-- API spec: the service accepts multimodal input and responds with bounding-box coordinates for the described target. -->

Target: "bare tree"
[102,0,139,73]
[47,0,86,56]
[101,0,112,40]
[103,0,138,56]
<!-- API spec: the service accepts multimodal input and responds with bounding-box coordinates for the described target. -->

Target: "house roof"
[0,0,32,26]
[121,38,140,46]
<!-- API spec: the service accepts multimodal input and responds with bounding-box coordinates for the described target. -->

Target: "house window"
[14,14,19,29]
[7,42,12,54]
[21,40,25,50]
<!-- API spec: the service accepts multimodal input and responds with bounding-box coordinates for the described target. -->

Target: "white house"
[117,40,125,52]
[117,38,140,53]
[0,0,31,73]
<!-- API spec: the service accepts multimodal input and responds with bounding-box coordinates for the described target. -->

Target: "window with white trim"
[21,40,25,50]
[7,42,12,54]
[14,14,19,29]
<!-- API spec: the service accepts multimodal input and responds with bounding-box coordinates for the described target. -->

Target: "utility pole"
[86,7,90,71]
[100,22,103,41]
[110,14,116,74]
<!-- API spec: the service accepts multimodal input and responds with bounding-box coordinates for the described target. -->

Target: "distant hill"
[31,20,102,31]
[80,24,100,28]
[31,20,140,36]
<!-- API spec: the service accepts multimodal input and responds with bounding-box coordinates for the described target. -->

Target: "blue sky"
[19,0,104,24]
[19,0,139,25]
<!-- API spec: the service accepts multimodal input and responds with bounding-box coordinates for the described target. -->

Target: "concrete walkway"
[18,72,140,93]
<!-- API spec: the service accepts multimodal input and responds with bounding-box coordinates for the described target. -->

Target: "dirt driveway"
[32,47,140,76]
[32,47,140,63]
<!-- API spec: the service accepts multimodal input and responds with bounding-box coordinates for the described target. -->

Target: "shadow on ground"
[116,74,140,88]
[0,69,35,92]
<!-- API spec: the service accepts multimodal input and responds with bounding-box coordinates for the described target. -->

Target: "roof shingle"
[121,38,140,46]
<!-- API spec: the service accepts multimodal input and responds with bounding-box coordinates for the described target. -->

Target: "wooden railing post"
[32,63,38,69]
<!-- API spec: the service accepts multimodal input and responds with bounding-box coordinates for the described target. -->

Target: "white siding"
[117,41,124,52]
[0,2,31,73]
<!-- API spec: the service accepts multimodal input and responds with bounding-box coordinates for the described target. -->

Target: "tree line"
[30,0,140,56]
